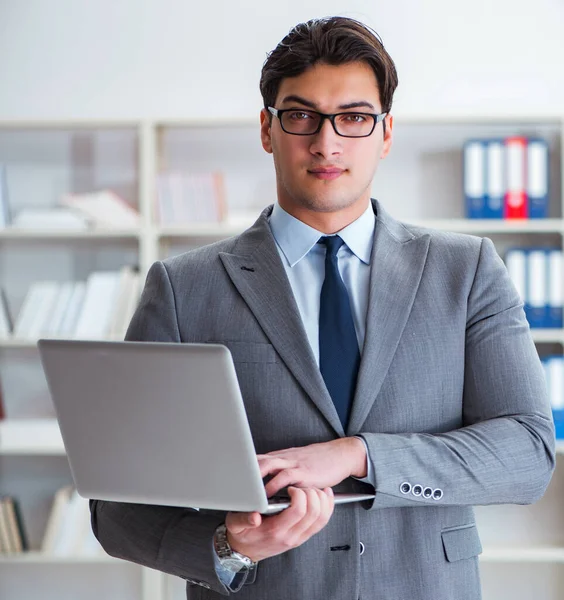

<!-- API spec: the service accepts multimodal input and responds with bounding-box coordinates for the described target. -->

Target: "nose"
[309,117,343,159]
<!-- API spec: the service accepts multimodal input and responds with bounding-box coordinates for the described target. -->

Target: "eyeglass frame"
[267,106,387,138]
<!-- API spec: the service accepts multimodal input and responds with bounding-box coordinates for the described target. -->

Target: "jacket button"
[400,482,411,494]
[359,542,365,556]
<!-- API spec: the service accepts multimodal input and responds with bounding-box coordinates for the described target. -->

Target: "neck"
[278,199,370,234]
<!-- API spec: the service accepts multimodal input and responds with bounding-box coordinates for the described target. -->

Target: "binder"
[545,356,564,439]
[504,137,528,219]
[526,249,548,328]
[547,249,563,328]
[505,248,527,305]
[463,140,486,218]
[484,139,504,218]
[527,138,549,219]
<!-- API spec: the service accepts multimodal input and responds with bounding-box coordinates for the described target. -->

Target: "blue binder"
[525,248,550,328]
[463,140,486,218]
[527,138,549,219]
[547,249,563,328]
[483,139,504,219]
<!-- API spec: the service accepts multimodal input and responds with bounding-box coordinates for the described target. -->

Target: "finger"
[258,456,295,479]
[264,468,303,497]
[300,488,334,540]
[264,486,308,531]
[225,511,262,535]
[287,488,321,540]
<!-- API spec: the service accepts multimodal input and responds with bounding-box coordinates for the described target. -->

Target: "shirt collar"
[269,202,375,267]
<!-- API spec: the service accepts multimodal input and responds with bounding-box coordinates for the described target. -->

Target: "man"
[90,16,555,600]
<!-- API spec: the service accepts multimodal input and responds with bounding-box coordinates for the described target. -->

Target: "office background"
[1,1,564,599]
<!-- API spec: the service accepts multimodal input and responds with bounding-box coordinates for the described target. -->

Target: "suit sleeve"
[89,260,237,595]
[359,237,556,509]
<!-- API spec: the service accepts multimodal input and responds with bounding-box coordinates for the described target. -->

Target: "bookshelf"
[0,115,562,600]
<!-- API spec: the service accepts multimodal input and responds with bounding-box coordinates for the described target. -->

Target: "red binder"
[504,136,528,219]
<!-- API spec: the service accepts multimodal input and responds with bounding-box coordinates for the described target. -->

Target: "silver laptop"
[37,339,375,514]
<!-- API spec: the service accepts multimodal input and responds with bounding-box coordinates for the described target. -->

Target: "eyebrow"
[279,95,376,112]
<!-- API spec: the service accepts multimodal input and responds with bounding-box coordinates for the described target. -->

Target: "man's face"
[260,61,393,218]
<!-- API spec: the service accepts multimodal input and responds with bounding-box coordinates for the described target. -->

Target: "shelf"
[157,219,255,239]
[410,219,564,234]
[0,336,126,349]
[480,546,564,563]
[0,551,124,564]
[0,228,140,241]
[0,419,64,455]
[530,329,564,344]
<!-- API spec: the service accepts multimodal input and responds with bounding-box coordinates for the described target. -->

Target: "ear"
[380,114,393,159]
[260,108,273,154]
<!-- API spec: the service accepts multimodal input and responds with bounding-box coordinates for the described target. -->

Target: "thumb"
[226,511,262,535]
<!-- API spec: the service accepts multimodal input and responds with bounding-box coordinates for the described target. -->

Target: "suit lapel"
[347,202,431,435]
[219,207,345,437]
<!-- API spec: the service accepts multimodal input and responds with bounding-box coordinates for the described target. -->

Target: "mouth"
[307,167,346,181]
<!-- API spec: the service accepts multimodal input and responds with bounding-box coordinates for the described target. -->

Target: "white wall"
[0,0,563,120]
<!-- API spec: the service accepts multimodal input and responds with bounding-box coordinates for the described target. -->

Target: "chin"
[296,192,361,213]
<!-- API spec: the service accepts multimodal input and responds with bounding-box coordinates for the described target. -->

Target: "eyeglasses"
[268,107,387,138]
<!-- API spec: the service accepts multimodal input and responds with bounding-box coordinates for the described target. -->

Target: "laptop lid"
[38,339,272,513]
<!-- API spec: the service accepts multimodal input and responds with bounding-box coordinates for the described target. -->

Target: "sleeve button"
[412,484,423,496]
[400,482,411,494]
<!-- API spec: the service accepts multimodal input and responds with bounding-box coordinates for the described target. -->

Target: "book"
[11,207,89,230]
[2,496,28,553]
[156,171,226,224]
[0,288,13,339]
[0,497,13,553]
[0,164,11,229]
[107,266,139,339]
[44,282,76,336]
[73,271,121,339]
[0,373,5,420]
[58,282,86,337]
[41,485,73,554]
[60,190,140,229]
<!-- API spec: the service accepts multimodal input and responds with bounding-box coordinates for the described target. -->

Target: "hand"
[258,437,367,498]
[225,486,334,562]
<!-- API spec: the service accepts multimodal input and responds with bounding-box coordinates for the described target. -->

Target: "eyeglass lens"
[280,110,375,136]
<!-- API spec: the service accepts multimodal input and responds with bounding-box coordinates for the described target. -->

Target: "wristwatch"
[213,524,257,573]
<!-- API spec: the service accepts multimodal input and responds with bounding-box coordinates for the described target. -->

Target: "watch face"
[221,558,246,573]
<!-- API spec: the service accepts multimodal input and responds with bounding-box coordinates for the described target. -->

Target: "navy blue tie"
[318,236,360,428]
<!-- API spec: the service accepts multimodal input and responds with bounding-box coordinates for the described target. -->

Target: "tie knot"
[319,235,344,258]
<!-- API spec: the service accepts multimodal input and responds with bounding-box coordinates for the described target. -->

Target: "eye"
[342,113,367,123]
[288,111,313,121]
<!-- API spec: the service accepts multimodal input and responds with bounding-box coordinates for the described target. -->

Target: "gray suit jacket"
[90,200,555,600]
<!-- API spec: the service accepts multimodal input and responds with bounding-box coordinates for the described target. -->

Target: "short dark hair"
[260,17,399,114]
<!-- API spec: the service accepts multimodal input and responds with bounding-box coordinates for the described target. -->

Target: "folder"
[547,249,563,328]
[484,139,504,219]
[463,140,486,218]
[545,356,564,439]
[505,247,527,305]
[504,137,528,219]
[526,249,548,328]
[527,138,549,219]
